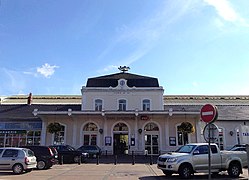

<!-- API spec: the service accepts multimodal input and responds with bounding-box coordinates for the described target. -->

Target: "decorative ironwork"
[118,66,130,73]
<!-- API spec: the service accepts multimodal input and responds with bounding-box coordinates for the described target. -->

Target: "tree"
[47,122,62,134]
[178,122,195,145]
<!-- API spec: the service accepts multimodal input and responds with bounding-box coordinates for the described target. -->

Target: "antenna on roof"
[118,66,130,73]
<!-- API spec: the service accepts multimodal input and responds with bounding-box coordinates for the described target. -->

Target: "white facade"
[81,78,164,111]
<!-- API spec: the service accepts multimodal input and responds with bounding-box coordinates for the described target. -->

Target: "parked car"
[50,146,59,160]
[230,146,246,152]
[229,144,246,150]
[21,145,58,170]
[0,147,37,174]
[157,143,247,179]
[49,145,88,163]
[77,145,102,158]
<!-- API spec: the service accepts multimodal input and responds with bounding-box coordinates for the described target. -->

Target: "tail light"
[25,157,30,165]
[48,148,54,156]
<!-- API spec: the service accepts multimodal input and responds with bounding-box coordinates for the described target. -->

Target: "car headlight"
[167,158,177,162]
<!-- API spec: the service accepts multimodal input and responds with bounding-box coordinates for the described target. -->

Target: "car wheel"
[73,156,80,163]
[228,162,241,178]
[179,164,192,179]
[12,163,24,174]
[37,160,46,170]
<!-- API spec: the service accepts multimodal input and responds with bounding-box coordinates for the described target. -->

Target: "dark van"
[21,145,57,170]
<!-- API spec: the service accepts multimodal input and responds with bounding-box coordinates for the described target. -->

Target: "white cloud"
[204,0,238,22]
[36,63,59,78]
[204,0,249,27]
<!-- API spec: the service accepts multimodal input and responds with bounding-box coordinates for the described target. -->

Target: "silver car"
[0,147,37,174]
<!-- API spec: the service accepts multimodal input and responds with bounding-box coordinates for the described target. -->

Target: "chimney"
[27,93,32,105]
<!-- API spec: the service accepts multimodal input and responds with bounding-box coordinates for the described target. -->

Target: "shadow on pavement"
[139,174,247,180]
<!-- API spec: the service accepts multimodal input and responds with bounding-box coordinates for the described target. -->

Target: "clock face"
[120,80,125,86]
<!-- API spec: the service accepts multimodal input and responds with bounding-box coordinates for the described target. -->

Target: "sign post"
[200,104,218,180]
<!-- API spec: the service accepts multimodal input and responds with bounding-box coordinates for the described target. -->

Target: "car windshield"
[66,145,76,151]
[175,145,196,153]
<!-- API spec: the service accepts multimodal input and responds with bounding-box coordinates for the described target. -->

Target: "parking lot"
[0,162,248,180]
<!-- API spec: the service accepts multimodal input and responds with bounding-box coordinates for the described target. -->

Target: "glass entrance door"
[145,134,159,155]
[113,134,128,155]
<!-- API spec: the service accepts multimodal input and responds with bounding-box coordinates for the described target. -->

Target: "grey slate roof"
[1,95,249,121]
[86,72,159,87]
[0,104,81,121]
[164,105,249,120]
[164,95,249,105]
[0,95,81,104]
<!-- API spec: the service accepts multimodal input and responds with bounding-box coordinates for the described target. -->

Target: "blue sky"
[1,0,249,96]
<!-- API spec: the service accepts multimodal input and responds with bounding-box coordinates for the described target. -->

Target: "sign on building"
[239,125,249,144]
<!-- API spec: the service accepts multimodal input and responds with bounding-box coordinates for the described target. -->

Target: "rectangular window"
[143,99,150,111]
[84,135,90,145]
[91,135,97,145]
[118,99,126,111]
[53,126,65,145]
[95,99,103,111]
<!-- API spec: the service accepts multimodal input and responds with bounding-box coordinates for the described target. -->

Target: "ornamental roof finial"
[118,66,130,73]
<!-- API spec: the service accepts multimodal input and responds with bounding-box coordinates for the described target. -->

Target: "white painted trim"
[41,121,47,145]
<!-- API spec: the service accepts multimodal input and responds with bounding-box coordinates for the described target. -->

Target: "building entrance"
[144,122,159,155]
[145,134,159,155]
[113,134,128,155]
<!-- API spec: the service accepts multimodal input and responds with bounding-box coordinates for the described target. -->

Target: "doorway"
[113,134,128,155]
[145,134,159,155]
[144,122,159,155]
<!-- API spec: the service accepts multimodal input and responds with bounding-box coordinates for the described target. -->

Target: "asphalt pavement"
[0,155,248,180]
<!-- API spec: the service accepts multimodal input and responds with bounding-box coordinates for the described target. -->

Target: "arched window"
[143,99,150,111]
[53,125,65,145]
[144,122,159,155]
[118,99,126,111]
[83,123,98,145]
[113,123,128,131]
[83,123,98,131]
[144,123,159,131]
[95,99,103,111]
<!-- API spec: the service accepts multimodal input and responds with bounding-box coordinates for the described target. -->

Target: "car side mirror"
[193,150,199,155]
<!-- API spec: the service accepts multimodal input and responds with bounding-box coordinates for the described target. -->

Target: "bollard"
[150,155,153,165]
[60,155,63,165]
[97,154,99,165]
[78,155,81,165]
[114,155,117,165]
[132,151,135,165]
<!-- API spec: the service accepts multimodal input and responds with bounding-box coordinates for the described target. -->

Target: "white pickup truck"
[157,143,247,179]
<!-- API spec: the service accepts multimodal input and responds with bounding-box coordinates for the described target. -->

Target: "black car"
[229,144,247,150]
[77,145,102,158]
[21,145,57,170]
[50,146,59,161]
[230,147,246,152]
[50,145,88,163]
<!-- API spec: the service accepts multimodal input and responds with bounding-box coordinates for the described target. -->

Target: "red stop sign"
[200,104,217,123]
